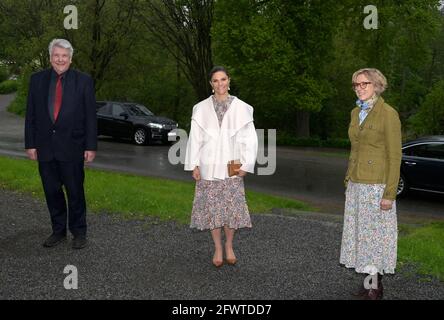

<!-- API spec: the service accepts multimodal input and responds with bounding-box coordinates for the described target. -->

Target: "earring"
[212,89,215,94]
[228,87,231,91]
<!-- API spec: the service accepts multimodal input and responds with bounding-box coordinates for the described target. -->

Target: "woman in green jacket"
[340,68,402,300]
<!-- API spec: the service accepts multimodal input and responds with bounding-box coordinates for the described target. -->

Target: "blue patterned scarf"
[357,95,378,125]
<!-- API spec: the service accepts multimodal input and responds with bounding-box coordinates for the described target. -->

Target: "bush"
[0,65,8,83]
[7,89,27,116]
[6,69,31,116]
[277,132,350,148]
[0,80,18,94]
[277,132,320,147]
[322,138,350,148]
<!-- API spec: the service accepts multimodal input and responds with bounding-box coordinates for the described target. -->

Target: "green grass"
[398,222,444,281]
[0,156,312,224]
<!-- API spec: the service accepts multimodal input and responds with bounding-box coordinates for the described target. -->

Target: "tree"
[0,0,140,90]
[0,0,58,69]
[409,80,444,135]
[213,0,342,137]
[138,0,214,100]
[337,0,441,116]
[0,0,195,123]
[61,0,140,90]
[318,0,442,139]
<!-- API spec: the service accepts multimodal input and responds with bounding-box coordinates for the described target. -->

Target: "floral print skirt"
[190,177,252,231]
[340,181,398,275]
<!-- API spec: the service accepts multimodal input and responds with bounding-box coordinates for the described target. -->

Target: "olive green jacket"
[345,97,402,200]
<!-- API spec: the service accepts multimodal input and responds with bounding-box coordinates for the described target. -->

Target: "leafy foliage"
[1,0,444,142]
[409,80,444,135]
[212,0,341,135]
[0,80,18,94]
[0,64,9,82]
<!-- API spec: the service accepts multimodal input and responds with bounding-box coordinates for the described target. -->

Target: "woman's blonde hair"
[352,68,388,95]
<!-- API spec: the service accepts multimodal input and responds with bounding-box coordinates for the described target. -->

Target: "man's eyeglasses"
[352,82,372,90]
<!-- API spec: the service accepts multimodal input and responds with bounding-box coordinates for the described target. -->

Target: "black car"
[96,101,178,145]
[398,136,444,197]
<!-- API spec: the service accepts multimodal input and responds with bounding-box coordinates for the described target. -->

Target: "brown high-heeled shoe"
[213,251,223,268]
[225,245,237,265]
[212,259,223,268]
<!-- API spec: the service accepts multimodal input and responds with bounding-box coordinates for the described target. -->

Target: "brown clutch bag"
[227,159,242,177]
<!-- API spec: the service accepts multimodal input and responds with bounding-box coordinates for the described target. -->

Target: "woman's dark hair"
[209,66,230,81]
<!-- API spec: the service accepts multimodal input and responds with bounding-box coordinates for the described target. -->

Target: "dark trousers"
[38,160,87,237]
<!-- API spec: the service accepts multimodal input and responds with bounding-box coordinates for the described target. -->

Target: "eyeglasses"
[352,82,372,90]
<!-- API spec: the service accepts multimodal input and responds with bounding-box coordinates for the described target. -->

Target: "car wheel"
[397,173,408,198]
[134,128,148,145]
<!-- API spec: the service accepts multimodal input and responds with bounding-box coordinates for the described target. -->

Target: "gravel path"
[0,188,443,300]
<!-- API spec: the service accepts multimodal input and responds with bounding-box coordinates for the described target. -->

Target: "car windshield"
[125,104,154,116]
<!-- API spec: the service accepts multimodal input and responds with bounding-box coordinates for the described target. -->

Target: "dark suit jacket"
[25,68,98,162]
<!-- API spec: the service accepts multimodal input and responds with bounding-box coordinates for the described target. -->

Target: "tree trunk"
[140,0,214,101]
[296,110,310,138]
[174,58,181,119]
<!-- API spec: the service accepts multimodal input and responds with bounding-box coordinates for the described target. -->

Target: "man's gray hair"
[48,39,74,59]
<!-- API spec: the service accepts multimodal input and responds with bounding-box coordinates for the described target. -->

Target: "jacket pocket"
[71,130,85,146]
[363,123,383,147]
[356,156,386,181]
[72,130,85,138]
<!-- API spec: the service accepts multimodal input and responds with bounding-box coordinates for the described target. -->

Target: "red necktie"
[54,75,62,121]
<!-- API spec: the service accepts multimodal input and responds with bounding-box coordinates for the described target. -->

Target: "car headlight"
[148,123,164,129]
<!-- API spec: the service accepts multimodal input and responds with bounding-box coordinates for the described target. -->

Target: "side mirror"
[120,112,129,119]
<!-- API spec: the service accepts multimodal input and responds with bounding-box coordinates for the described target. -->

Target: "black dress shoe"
[365,282,384,300]
[43,234,66,247]
[351,285,369,298]
[72,236,87,249]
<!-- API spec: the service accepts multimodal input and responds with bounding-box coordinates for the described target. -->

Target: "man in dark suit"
[25,39,97,249]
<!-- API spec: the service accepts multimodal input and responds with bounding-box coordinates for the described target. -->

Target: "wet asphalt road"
[0,93,443,221]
